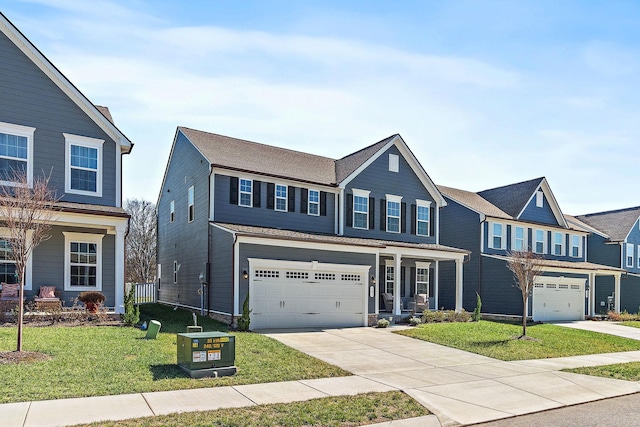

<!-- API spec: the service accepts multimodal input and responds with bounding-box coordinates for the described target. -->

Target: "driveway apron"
[264,327,640,426]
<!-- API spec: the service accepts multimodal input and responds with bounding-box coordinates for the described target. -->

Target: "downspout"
[478,215,486,297]
[207,165,214,315]
[231,233,238,327]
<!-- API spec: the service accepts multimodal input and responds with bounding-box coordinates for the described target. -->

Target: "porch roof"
[55,201,129,218]
[483,253,625,275]
[214,222,470,255]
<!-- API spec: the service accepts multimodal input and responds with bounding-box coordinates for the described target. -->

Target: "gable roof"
[564,214,608,236]
[437,185,510,219]
[577,206,640,242]
[0,12,132,153]
[477,177,544,218]
[335,135,396,183]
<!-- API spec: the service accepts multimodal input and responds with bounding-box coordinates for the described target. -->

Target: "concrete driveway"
[264,326,640,426]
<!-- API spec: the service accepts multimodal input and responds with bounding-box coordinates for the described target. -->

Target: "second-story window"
[386,195,402,233]
[490,222,505,249]
[627,243,634,267]
[170,200,175,223]
[513,226,525,251]
[571,235,581,257]
[275,184,287,211]
[637,244,640,268]
[308,189,320,216]
[534,229,546,254]
[0,122,34,185]
[353,194,368,229]
[188,186,194,223]
[416,201,430,236]
[65,133,103,197]
[239,179,252,207]
[553,232,564,256]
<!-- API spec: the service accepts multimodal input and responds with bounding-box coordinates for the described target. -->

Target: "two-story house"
[438,177,623,321]
[575,207,640,314]
[157,127,468,329]
[0,13,132,312]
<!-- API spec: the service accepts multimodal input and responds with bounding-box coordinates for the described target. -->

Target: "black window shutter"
[266,183,275,209]
[288,186,296,212]
[320,191,327,216]
[300,188,308,213]
[380,199,386,231]
[346,193,353,227]
[400,267,406,297]
[410,267,416,296]
[401,202,407,233]
[253,180,261,208]
[230,177,238,204]
[411,204,417,235]
[429,206,435,237]
[368,197,375,230]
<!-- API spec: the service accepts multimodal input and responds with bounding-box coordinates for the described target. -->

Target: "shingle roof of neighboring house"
[55,201,129,217]
[564,214,607,236]
[576,206,640,242]
[477,177,544,218]
[437,185,511,219]
[486,254,624,273]
[95,106,113,124]
[215,223,470,254]
[180,127,337,186]
[334,135,396,183]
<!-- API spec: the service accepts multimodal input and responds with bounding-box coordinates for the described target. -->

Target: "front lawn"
[618,321,640,329]
[74,392,428,427]
[566,362,640,382]
[0,304,349,403]
[396,320,640,361]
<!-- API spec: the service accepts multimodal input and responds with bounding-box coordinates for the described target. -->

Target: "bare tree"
[0,171,57,351]
[124,198,156,284]
[506,249,543,338]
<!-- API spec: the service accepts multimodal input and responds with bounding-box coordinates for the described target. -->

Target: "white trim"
[534,228,547,254]
[238,178,253,207]
[62,232,103,291]
[169,200,175,223]
[352,188,370,230]
[489,221,506,250]
[64,133,104,197]
[386,194,402,233]
[553,231,565,256]
[511,225,527,251]
[307,188,320,216]
[0,228,33,290]
[115,139,121,207]
[233,238,240,316]
[388,153,399,172]
[623,215,640,242]
[570,234,583,258]
[187,185,194,223]
[0,121,35,187]
[337,188,343,235]
[209,169,216,221]
[637,244,640,269]
[416,199,431,237]
[274,183,288,212]
[517,180,568,228]
[114,225,126,314]
[535,190,544,208]
[626,243,635,268]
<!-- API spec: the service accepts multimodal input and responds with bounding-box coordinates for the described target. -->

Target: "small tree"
[237,293,252,332]
[124,198,156,284]
[123,284,140,326]
[506,249,543,338]
[0,171,57,351]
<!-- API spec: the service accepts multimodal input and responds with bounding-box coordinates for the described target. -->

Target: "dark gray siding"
[438,197,481,311]
[480,256,523,315]
[238,243,376,313]
[157,131,210,308]
[209,225,234,314]
[625,220,640,274]
[214,174,335,233]
[343,145,437,244]
[592,275,640,316]
[26,226,115,307]
[0,31,118,206]
[519,193,558,225]
[587,234,620,267]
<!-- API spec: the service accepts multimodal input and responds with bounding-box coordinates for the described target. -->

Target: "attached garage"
[532,277,585,322]
[248,258,370,329]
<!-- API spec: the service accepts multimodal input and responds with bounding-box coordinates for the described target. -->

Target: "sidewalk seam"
[140,393,156,416]
[22,401,31,427]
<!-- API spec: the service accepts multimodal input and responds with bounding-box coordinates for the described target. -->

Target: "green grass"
[565,362,640,382]
[0,304,349,403]
[618,321,640,329]
[396,320,640,361]
[75,392,428,427]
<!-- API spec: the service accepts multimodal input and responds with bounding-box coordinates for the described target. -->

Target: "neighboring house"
[438,177,623,321]
[0,13,133,312]
[157,127,468,329]
[576,207,640,314]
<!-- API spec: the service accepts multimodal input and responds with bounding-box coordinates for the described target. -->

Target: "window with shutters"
[570,235,581,258]
[275,184,287,211]
[239,178,252,207]
[512,226,525,251]
[416,200,430,236]
[308,189,319,216]
[627,243,634,267]
[534,229,546,254]
[352,189,370,229]
[386,194,402,233]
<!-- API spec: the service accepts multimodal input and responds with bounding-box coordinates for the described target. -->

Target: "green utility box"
[176,332,237,378]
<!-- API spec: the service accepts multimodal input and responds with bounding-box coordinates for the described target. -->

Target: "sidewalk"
[3,323,640,427]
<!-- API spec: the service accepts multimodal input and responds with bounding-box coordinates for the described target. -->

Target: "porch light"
[371,276,376,285]
[243,270,248,280]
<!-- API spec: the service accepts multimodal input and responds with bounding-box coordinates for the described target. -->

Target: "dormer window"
[536,190,544,208]
[389,154,399,172]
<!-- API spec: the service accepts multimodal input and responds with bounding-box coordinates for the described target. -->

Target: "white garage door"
[532,278,585,322]
[249,260,368,329]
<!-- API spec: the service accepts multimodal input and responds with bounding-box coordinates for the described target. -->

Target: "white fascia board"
[236,235,379,254]
[51,211,128,233]
[339,140,395,189]
[156,128,181,207]
[0,14,132,152]
[481,253,623,277]
[379,246,467,261]
[247,258,371,274]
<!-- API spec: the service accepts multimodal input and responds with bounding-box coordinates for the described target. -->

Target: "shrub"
[237,293,252,331]
[472,292,482,322]
[77,291,106,304]
[408,316,422,326]
[422,309,470,323]
[608,310,640,321]
[376,318,390,328]
[123,285,140,326]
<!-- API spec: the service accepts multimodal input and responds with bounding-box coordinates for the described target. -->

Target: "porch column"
[455,259,463,312]
[114,224,126,314]
[589,273,596,317]
[394,254,402,316]
[614,273,621,313]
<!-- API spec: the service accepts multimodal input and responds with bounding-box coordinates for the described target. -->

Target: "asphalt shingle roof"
[487,254,624,273]
[477,177,544,218]
[437,185,511,219]
[576,207,640,242]
[334,135,396,183]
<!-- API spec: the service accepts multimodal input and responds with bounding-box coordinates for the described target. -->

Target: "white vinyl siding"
[239,179,252,207]
[386,194,402,233]
[275,184,287,212]
[308,189,319,216]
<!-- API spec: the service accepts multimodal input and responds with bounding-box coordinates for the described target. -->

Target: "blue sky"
[3,0,640,214]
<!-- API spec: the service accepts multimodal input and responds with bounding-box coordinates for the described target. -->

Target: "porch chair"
[414,293,429,313]
[34,286,62,311]
[382,293,394,311]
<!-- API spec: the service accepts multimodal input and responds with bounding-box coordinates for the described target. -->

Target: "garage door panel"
[533,280,584,322]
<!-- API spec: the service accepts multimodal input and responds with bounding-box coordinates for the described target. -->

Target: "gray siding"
[157,131,210,308]
[343,145,437,243]
[625,219,640,274]
[214,174,335,233]
[519,193,558,225]
[238,244,376,314]
[209,225,234,314]
[0,31,118,206]
[586,234,620,268]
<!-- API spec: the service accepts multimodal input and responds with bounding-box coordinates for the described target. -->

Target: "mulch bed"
[0,351,51,364]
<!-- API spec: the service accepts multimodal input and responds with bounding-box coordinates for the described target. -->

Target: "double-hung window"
[415,262,431,296]
[386,195,402,233]
[627,243,634,267]
[170,200,175,223]
[239,179,252,207]
[416,200,430,236]
[308,189,320,216]
[352,189,369,229]
[512,226,525,251]
[534,229,546,254]
[385,263,394,294]
[490,222,505,249]
[275,184,287,211]
[570,235,581,258]
[63,232,103,291]
[188,186,194,222]
[65,134,103,197]
[0,122,34,186]
[0,239,16,284]
[553,232,564,256]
